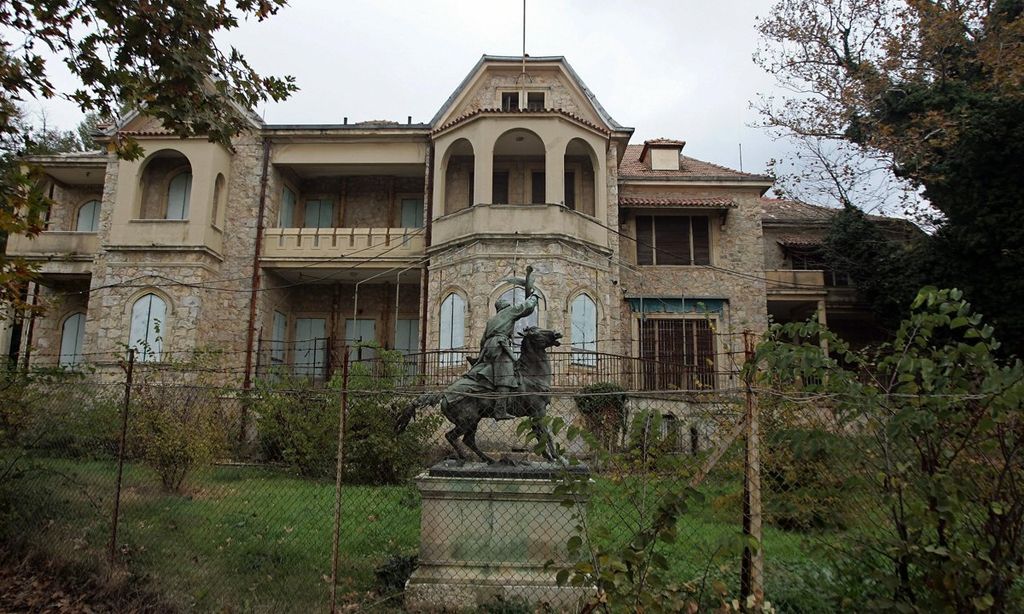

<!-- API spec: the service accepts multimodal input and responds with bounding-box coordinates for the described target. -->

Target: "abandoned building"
[1,55,898,390]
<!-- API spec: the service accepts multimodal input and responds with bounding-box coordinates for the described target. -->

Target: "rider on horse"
[465,266,538,421]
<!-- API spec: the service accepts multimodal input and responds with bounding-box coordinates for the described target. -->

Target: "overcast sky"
[33,0,786,175]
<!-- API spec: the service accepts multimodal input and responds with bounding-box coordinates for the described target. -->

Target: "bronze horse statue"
[401,326,563,463]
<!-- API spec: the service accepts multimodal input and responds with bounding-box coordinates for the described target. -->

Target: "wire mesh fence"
[1,326,1022,612]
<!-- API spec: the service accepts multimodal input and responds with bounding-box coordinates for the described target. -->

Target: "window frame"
[165,171,192,220]
[439,293,466,366]
[75,199,101,232]
[129,293,167,362]
[570,293,598,366]
[636,315,718,390]
[59,311,87,368]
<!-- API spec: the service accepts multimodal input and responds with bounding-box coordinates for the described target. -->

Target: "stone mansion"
[3,55,887,388]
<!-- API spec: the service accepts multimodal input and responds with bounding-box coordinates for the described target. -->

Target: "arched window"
[499,286,540,356]
[59,312,86,367]
[211,173,225,227]
[439,293,466,366]
[75,200,100,232]
[571,294,598,365]
[129,293,167,361]
[166,172,192,220]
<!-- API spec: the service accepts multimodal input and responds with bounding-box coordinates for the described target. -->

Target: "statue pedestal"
[405,461,591,612]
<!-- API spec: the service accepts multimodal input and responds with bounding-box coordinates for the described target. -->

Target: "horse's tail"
[395,391,443,435]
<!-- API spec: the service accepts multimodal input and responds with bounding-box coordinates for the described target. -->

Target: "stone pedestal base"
[405,461,591,612]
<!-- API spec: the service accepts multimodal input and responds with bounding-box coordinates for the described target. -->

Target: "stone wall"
[452,67,602,127]
[45,183,104,231]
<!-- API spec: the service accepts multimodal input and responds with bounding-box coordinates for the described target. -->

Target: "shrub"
[574,381,627,451]
[254,376,337,477]
[254,348,440,483]
[130,382,227,492]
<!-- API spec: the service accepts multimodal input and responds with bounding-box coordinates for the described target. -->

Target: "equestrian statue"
[401,265,563,463]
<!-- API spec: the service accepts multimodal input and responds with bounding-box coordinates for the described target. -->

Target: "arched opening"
[570,293,598,365]
[75,200,101,232]
[211,173,226,227]
[443,139,475,215]
[564,138,598,216]
[492,128,546,204]
[129,292,167,361]
[138,150,192,220]
[59,312,86,367]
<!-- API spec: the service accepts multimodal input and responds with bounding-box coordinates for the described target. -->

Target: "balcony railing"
[261,227,425,265]
[6,231,99,258]
[765,269,826,294]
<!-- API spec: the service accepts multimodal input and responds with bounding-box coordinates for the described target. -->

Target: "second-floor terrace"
[7,153,107,275]
[261,131,429,271]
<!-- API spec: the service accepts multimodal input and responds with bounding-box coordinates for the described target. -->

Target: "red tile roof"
[776,234,824,247]
[618,144,770,181]
[619,196,736,208]
[432,108,610,135]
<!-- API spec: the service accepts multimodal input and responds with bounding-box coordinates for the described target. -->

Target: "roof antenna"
[522,0,527,78]
[738,143,744,172]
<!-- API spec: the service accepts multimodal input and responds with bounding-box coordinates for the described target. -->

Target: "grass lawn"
[1,454,837,612]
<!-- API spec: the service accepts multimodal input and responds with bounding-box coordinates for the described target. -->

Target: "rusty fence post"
[329,348,350,613]
[109,348,135,564]
[740,330,764,611]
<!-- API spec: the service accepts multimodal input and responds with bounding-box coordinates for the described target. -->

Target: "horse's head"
[519,326,562,351]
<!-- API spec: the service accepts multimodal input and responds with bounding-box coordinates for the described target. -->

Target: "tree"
[0,0,297,313]
[756,0,1024,354]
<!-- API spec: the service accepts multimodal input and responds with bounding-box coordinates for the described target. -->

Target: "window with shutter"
[492,171,509,204]
[564,171,576,209]
[655,216,691,265]
[400,199,424,228]
[304,200,333,228]
[439,294,466,366]
[294,318,326,378]
[129,294,166,361]
[271,311,287,365]
[280,188,296,227]
[76,200,100,232]
[570,294,597,366]
[636,216,654,265]
[59,312,86,367]
[692,217,711,265]
[531,171,545,204]
[166,173,192,220]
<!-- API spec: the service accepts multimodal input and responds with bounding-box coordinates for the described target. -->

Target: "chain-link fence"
[2,326,1022,612]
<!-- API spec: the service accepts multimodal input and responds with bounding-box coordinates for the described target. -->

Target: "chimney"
[640,139,686,171]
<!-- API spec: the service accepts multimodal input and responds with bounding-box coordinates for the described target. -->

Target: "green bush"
[130,383,227,492]
[762,428,856,531]
[254,376,337,477]
[254,349,440,483]
[574,381,627,451]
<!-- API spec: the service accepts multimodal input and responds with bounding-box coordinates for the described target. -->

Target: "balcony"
[431,203,607,249]
[261,227,426,271]
[765,269,826,297]
[6,231,99,274]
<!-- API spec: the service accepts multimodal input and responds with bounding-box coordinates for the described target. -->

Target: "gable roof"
[430,55,629,132]
[618,144,772,182]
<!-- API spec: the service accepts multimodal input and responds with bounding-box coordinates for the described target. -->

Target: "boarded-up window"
[279,188,296,227]
[531,171,545,204]
[634,215,712,265]
[304,200,333,228]
[294,318,326,378]
[401,198,423,229]
[166,172,192,220]
[564,171,576,209]
[492,171,509,204]
[638,318,716,390]
[129,293,166,362]
[345,318,377,362]
[570,294,597,365]
[271,311,287,365]
[60,312,86,367]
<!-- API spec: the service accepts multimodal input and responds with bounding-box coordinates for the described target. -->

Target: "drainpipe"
[420,142,434,354]
[241,138,271,437]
